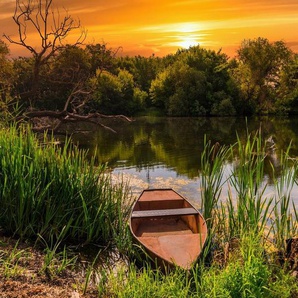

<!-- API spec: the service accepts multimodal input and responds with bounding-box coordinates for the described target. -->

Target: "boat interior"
[130,189,207,269]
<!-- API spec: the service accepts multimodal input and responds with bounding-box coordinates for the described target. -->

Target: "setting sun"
[171,22,204,49]
[179,37,198,49]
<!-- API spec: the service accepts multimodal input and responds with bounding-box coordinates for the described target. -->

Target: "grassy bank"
[0,125,298,297]
[0,125,133,248]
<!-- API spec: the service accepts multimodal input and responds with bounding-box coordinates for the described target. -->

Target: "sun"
[174,22,203,49]
[180,36,198,49]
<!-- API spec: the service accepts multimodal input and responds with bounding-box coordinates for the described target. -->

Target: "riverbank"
[1,232,298,298]
[0,234,97,298]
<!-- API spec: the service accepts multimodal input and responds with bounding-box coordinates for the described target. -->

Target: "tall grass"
[200,137,229,229]
[99,233,298,297]
[271,144,298,252]
[226,130,273,237]
[193,232,298,298]
[0,125,131,248]
[200,129,297,259]
[200,137,230,259]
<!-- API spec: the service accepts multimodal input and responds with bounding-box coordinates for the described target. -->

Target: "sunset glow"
[0,0,298,57]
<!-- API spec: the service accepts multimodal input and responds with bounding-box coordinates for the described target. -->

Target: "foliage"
[0,41,14,101]
[86,43,118,75]
[150,46,237,116]
[277,53,298,113]
[0,40,21,125]
[39,45,91,110]
[234,37,293,114]
[90,69,145,115]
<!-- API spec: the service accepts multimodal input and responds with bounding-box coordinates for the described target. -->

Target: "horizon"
[1,0,298,58]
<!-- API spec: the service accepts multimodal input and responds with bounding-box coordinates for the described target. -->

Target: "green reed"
[200,137,229,229]
[200,129,297,252]
[0,125,131,248]
[200,137,230,260]
[271,144,298,252]
[192,232,298,298]
[227,130,273,237]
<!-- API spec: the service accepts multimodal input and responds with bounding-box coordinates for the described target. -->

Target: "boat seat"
[131,207,198,218]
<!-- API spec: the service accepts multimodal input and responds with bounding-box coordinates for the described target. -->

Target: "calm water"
[70,116,298,207]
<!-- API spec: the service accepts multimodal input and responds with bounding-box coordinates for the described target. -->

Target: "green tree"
[117,55,163,109]
[150,61,207,116]
[41,45,91,110]
[235,37,292,114]
[150,46,236,116]
[0,41,14,103]
[0,40,18,123]
[90,69,146,115]
[118,55,161,92]
[276,53,298,113]
[85,43,118,76]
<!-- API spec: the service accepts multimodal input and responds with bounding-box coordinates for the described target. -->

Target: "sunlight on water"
[112,165,202,208]
[111,162,298,210]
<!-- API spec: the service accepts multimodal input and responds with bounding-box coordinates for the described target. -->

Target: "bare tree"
[3,0,131,132]
[3,0,86,104]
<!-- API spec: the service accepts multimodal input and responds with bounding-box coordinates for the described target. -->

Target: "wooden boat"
[129,188,208,270]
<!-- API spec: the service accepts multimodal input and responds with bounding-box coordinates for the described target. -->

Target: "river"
[69,116,298,208]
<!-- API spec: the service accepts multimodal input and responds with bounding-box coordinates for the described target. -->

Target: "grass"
[0,125,132,248]
[98,233,298,297]
[0,124,297,297]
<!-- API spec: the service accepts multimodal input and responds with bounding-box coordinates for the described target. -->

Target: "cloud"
[1,0,297,57]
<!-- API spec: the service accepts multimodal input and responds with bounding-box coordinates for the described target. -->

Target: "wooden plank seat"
[139,197,184,201]
[131,207,198,218]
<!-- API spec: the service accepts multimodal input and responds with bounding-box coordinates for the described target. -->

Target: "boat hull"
[129,188,207,270]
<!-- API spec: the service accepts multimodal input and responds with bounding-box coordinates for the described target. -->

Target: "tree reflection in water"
[71,116,298,207]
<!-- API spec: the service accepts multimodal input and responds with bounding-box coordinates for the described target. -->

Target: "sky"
[1,0,298,58]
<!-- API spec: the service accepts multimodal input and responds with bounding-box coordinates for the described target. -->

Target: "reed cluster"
[200,130,298,255]
[0,125,131,248]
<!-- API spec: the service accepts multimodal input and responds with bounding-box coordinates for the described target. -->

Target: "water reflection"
[70,116,298,206]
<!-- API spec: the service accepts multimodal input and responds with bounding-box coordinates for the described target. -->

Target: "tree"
[40,45,91,111]
[150,46,236,116]
[85,43,119,76]
[2,2,131,132]
[150,61,207,116]
[235,37,292,113]
[0,40,14,102]
[0,40,17,122]
[90,69,146,115]
[276,53,298,113]
[3,0,86,105]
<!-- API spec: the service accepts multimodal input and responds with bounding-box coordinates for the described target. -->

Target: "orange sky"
[1,0,298,58]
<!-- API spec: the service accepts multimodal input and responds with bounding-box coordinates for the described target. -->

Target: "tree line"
[1,38,297,118]
[0,1,297,125]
